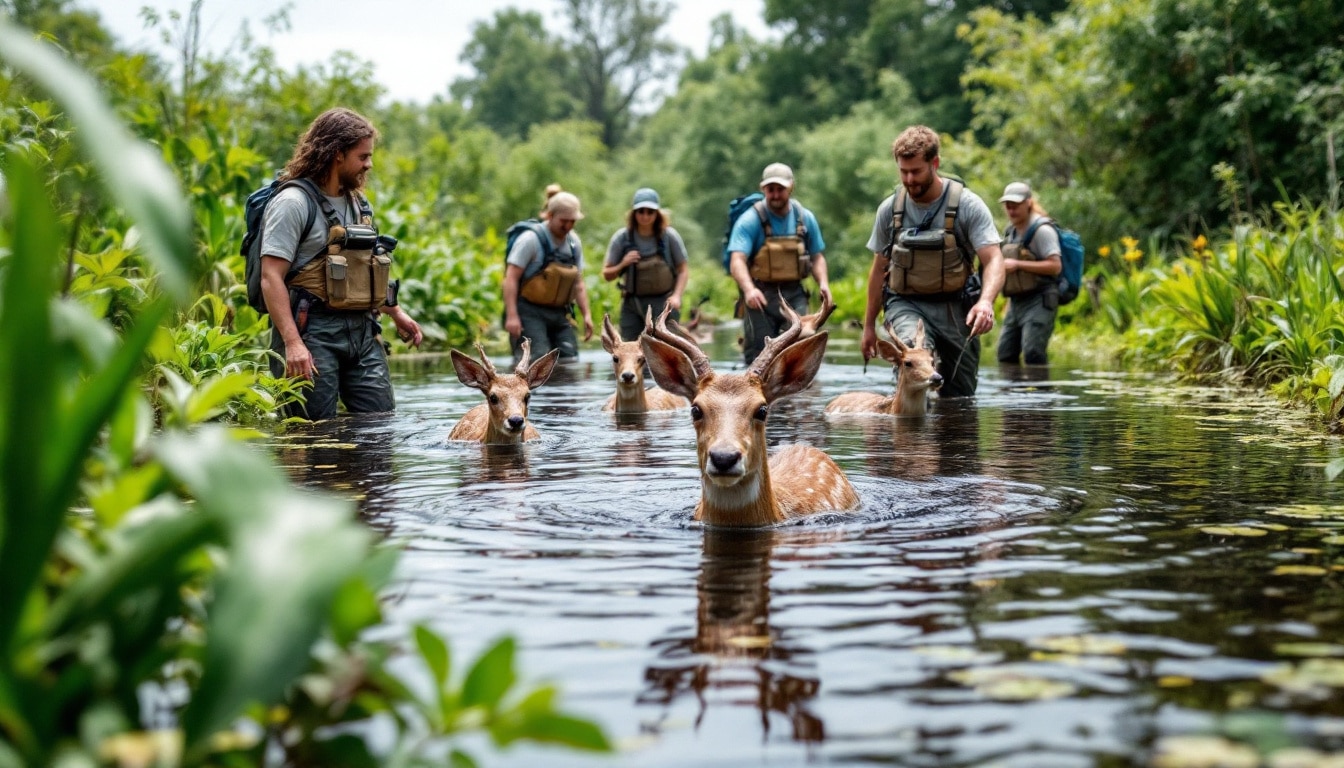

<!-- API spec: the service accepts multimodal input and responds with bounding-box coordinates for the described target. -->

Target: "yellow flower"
[1120,236,1139,250]
[1124,248,1144,262]
[1098,245,1112,258]
[1192,234,1208,252]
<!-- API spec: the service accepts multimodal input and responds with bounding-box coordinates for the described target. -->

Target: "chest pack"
[1001,218,1056,297]
[748,200,811,283]
[506,220,581,308]
[284,191,388,311]
[885,179,970,296]
[619,229,676,297]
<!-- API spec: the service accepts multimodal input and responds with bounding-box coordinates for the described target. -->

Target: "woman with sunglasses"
[602,187,690,341]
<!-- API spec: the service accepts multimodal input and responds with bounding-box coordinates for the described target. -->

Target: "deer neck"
[696,463,786,526]
[890,375,930,417]
[484,420,527,445]
[613,381,649,413]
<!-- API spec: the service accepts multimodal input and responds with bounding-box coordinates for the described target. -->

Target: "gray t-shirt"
[1005,213,1062,258]
[866,181,1001,258]
[260,185,365,271]
[506,227,584,281]
[603,226,688,268]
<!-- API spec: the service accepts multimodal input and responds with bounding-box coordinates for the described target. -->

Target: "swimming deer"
[641,304,859,526]
[825,320,942,417]
[448,338,559,443]
[600,314,688,413]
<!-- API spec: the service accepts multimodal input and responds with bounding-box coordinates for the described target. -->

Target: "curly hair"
[280,108,379,183]
[892,125,940,163]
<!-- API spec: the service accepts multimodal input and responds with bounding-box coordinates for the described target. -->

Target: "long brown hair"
[625,208,667,240]
[280,108,378,184]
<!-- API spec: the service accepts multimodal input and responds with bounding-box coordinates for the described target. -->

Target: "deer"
[448,338,559,443]
[600,314,688,413]
[641,303,859,526]
[825,319,942,417]
[798,293,836,339]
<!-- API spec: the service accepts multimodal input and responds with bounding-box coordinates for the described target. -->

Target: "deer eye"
[612,355,620,363]
[488,393,499,405]
[754,404,769,421]
[690,404,703,421]
[904,360,913,368]
[523,393,531,404]
[637,357,645,366]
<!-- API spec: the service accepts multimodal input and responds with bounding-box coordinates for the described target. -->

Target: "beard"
[339,168,366,192]
[904,178,933,200]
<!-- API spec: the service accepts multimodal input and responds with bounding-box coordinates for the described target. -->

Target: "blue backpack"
[241,176,353,313]
[719,193,807,274]
[1023,217,1085,305]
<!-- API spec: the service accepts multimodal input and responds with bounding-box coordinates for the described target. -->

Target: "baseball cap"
[631,187,661,210]
[760,162,795,189]
[546,191,584,220]
[999,182,1032,204]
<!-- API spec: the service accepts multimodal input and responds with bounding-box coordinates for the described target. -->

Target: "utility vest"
[287,192,391,311]
[1000,218,1058,297]
[748,200,811,284]
[620,229,676,298]
[518,226,582,308]
[885,180,970,296]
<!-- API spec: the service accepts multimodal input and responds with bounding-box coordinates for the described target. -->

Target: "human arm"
[668,261,689,310]
[860,253,886,361]
[380,304,422,347]
[601,230,641,281]
[574,276,594,341]
[967,243,1004,337]
[503,264,525,338]
[729,251,766,310]
[809,252,832,306]
[260,256,313,379]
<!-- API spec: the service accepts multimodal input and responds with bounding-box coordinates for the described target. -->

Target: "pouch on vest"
[1001,241,1054,297]
[289,220,389,311]
[885,181,969,296]
[520,261,580,307]
[749,236,807,283]
[630,257,675,297]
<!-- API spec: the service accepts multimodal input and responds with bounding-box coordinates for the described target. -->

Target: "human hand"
[582,314,594,341]
[966,300,995,337]
[744,287,767,310]
[622,250,642,268]
[285,341,316,380]
[667,293,683,311]
[505,314,523,337]
[860,325,878,361]
[391,309,423,348]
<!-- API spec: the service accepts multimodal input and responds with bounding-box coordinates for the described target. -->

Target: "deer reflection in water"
[641,529,825,744]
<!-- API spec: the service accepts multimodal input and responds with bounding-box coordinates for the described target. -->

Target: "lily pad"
[947,667,1076,701]
[1151,735,1258,768]
[1272,565,1328,576]
[1274,643,1344,658]
[913,645,1004,665]
[1267,504,1344,520]
[1201,526,1269,537]
[1260,659,1344,696]
[1029,634,1127,656]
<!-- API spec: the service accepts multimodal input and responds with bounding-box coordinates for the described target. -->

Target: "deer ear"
[760,332,828,402]
[525,348,561,389]
[601,314,620,353]
[451,349,491,391]
[875,338,901,364]
[640,334,700,400]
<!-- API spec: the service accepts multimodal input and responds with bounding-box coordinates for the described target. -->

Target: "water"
[275,326,1344,767]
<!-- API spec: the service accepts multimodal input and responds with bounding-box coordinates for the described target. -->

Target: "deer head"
[641,303,855,525]
[876,320,941,415]
[449,338,559,443]
[601,314,646,389]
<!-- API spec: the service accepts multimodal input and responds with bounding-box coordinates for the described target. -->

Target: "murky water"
[276,326,1344,767]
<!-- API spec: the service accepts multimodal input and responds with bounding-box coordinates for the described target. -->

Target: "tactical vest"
[621,229,676,297]
[1000,218,1057,297]
[519,227,581,308]
[287,193,390,311]
[748,200,811,284]
[885,180,970,296]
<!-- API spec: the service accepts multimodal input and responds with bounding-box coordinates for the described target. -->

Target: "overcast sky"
[75,0,769,104]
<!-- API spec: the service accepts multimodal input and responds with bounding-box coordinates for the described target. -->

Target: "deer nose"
[929,372,944,387]
[708,449,741,473]
[507,415,525,431]
[620,371,636,383]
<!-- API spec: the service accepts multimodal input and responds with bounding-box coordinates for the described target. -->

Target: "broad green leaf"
[0,21,192,300]
[184,373,258,425]
[516,714,612,752]
[415,625,451,690]
[461,638,516,710]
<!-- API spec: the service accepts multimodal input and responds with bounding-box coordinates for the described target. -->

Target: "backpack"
[505,219,580,272]
[241,177,358,313]
[1022,217,1085,304]
[719,193,807,274]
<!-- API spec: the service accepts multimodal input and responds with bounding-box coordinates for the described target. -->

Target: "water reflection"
[641,529,824,744]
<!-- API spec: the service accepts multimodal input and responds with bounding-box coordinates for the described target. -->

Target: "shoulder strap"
[942,179,963,232]
[791,200,807,244]
[529,221,557,263]
[888,188,908,251]
[282,178,340,227]
[1021,217,1049,249]
[752,200,771,238]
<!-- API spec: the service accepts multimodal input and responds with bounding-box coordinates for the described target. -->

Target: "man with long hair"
[259,107,422,420]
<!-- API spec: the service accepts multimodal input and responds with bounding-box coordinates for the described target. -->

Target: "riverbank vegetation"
[1,0,1342,760]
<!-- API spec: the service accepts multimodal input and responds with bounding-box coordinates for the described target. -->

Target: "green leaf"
[415,625,451,690]
[449,749,478,768]
[461,637,516,710]
[518,714,612,752]
[0,21,192,301]
[184,372,258,425]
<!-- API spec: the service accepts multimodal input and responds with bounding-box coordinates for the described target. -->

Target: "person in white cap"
[860,125,1004,398]
[996,181,1062,365]
[503,184,595,362]
[601,187,690,341]
[725,162,834,365]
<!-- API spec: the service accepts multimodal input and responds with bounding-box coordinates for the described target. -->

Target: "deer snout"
[506,415,526,432]
[928,372,944,389]
[707,448,743,475]
[620,371,637,384]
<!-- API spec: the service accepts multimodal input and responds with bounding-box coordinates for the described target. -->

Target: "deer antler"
[800,293,836,337]
[646,305,712,379]
[882,320,908,354]
[747,299,803,377]
[602,314,622,344]
[473,342,498,378]
[513,337,532,376]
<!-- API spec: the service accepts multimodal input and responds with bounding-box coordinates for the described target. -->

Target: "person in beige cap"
[996,181,1062,365]
[503,184,595,362]
[725,162,834,365]
[860,125,1004,398]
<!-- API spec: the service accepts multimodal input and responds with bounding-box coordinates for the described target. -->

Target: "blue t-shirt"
[727,201,825,259]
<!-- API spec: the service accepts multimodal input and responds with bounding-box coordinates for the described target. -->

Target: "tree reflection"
[640,528,824,744]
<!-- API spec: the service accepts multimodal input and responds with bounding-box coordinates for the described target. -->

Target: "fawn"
[642,304,859,526]
[448,338,559,443]
[825,320,942,417]
[600,314,688,413]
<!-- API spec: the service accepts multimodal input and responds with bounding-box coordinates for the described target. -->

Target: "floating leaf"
[1260,659,1344,696]
[1151,735,1258,768]
[1030,635,1127,656]
[1201,526,1269,537]
[947,668,1075,701]
[1272,565,1327,576]
[1274,643,1344,658]
[1267,504,1344,520]
[1157,676,1194,687]
[912,645,1004,665]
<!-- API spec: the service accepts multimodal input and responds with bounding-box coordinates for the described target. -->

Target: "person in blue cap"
[601,187,690,341]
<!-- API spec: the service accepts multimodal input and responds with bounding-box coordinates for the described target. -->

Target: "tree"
[450,9,578,140]
[561,0,679,147]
